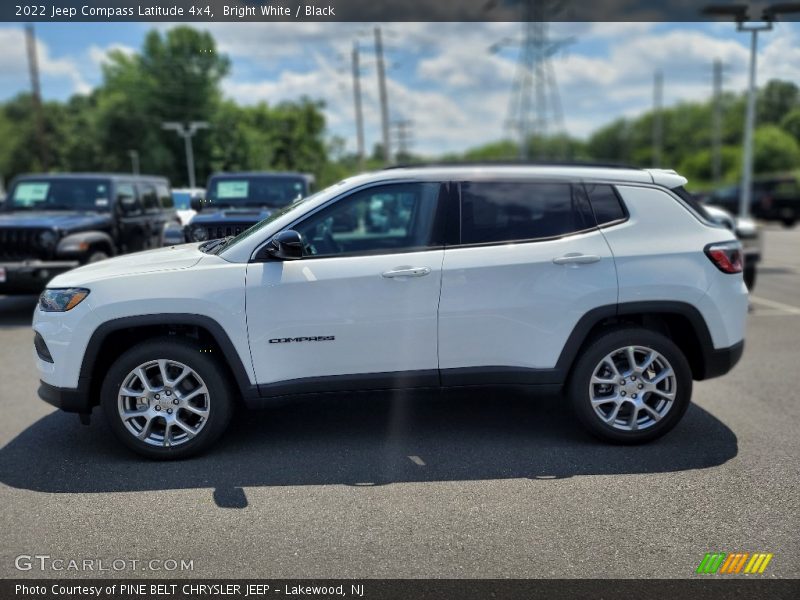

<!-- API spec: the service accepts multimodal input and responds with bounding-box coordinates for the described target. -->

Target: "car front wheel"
[101,338,233,459]
[568,328,692,444]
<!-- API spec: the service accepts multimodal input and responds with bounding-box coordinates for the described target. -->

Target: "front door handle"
[382,267,432,278]
[552,253,602,265]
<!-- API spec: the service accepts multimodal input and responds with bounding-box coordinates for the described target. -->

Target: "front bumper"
[38,380,91,414]
[0,260,80,294]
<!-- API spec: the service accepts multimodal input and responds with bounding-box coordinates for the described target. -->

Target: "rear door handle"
[552,253,601,265]
[382,267,432,278]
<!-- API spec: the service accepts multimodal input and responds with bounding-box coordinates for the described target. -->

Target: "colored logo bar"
[696,552,773,574]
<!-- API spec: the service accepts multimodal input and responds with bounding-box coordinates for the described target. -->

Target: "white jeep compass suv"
[32,165,747,459]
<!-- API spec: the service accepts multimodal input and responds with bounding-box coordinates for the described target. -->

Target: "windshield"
[172,192,193,210]
[8,178,112,211]
[206,175,308,208]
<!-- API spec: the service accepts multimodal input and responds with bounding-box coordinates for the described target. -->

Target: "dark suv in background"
[705,174,800,227]
[0,173,177,294]
[184,171,314,243]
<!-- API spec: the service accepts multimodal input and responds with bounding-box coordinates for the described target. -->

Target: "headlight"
[38,288,90,312]
[191,226,208,241]
[39,230,57,248]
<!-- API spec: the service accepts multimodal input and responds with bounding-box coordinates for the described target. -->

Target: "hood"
[48,243,205,287]
[190,207,272,225]
[0,210,112,231]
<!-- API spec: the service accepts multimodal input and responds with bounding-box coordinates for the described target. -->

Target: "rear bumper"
[702,340,744,380]
[0,260,80,294]
[38,380,91,414]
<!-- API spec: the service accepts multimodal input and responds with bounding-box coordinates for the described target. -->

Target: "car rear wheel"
[568,328,692,444]
[101,338,233,459]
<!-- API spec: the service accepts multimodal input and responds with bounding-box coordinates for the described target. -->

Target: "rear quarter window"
[584,184,627,225]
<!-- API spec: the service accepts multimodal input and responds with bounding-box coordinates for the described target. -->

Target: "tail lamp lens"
[705,242,743,274]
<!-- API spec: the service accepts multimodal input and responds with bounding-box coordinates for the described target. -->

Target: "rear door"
[438,179,617,383]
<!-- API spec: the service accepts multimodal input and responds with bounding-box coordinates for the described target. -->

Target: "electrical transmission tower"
[391,119,414,161]
[490,1,573,160]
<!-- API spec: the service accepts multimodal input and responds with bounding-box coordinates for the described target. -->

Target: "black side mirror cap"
[190,197,204,212]
[266,230,304,261]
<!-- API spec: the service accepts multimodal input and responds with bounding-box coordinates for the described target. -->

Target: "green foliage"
[780,107,800,143]
[753,125,800,174]
[0,26,328,188]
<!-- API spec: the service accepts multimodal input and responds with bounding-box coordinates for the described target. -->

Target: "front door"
[246,181,449,392]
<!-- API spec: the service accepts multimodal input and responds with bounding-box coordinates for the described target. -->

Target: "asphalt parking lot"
[1,227,798,580]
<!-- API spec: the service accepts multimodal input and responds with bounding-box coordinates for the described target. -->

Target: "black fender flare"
[56,231,116,257]
[78,314,258,402]
[554,301,717,380]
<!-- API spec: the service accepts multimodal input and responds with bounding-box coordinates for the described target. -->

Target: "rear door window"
[458,181,595,244]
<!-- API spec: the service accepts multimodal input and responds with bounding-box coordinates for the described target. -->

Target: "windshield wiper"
[202,235,235,254]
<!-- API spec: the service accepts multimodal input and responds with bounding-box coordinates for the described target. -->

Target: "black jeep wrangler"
[184,172,314,243]
[0,173,177,294]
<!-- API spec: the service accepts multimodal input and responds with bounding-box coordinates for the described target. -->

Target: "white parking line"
[750,296,800,315]
[408,455,426,467]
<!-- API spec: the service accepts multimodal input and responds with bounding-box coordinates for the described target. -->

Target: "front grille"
[0,228,48,260]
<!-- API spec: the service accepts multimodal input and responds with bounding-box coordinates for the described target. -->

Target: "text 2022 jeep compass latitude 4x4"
[32,165,748,459]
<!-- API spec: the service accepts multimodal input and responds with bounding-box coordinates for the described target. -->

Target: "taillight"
[761,195,772,209]
[705,241,743,274]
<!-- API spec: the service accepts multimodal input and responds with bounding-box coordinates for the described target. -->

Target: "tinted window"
[157,184,173,209]
[9,178,112,211]
[116,183,141,216]
[671,185,713,222]
[207,175,308,208]
[138,183,159,213]
[585,184,626,225]
[295,183,444,257]
[459,181,594,244]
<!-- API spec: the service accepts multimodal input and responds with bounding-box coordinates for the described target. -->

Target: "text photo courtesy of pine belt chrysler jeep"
[32,165,747,459]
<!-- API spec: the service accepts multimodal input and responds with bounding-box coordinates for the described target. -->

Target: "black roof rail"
[382,160,642,170]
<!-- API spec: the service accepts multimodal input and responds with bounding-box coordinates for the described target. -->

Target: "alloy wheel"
[117,359,210,447]
[588,345,677,432]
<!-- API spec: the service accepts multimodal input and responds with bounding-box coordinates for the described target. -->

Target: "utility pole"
[712,59,724,186]
[25,24,48,171]
[128,150,140,175]
[702,2,800,217]
[351,41,366,169]
[374,27,391,164]
[652,70,664,167]
[162,122,209,188]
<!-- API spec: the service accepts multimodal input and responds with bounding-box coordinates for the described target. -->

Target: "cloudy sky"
[1,21,799,155]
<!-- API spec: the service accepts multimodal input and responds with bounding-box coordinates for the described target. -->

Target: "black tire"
[567,327,692,444]
[781,217,796,228]
[744,264,757,291]
[101,337,233,459]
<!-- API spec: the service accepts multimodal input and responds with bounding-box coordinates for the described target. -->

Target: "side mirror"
[190,197,204,212]
[267,230,304,260]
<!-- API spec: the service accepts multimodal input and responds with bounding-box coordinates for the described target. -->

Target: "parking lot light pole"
[703,3,800,218]
[127,149,140,175]
[162,121,209,188]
